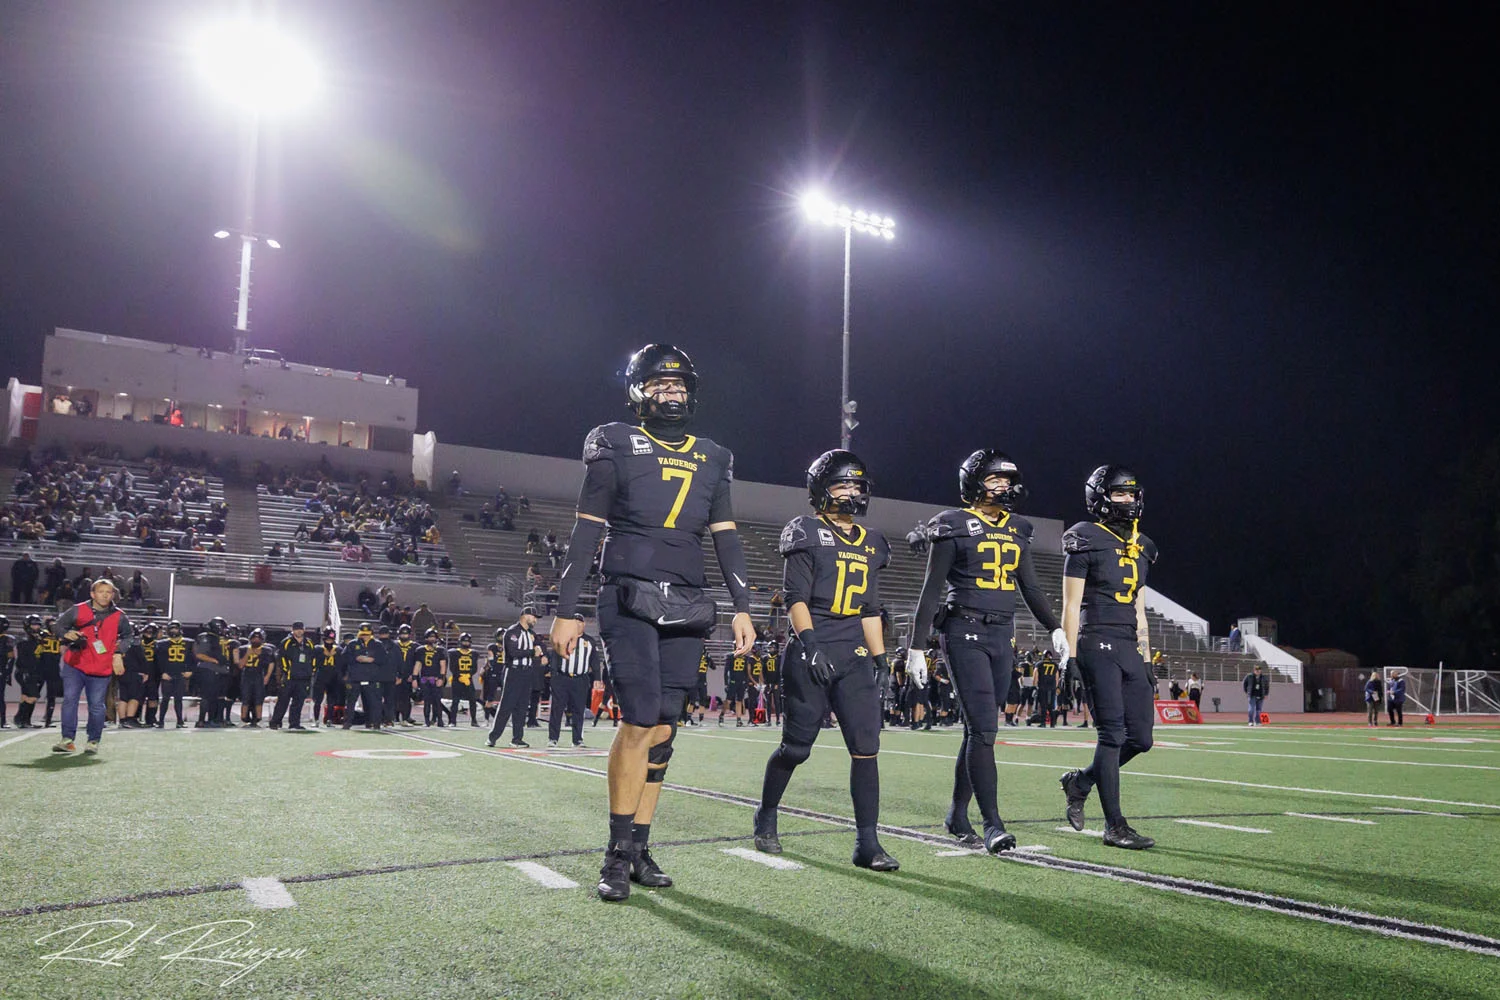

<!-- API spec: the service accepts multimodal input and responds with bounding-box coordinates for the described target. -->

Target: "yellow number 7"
[661,468,694,528]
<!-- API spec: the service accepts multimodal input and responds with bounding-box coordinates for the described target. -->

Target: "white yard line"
[1055,827,1104,837]
[1371,806,1466,818]
[721,848,803,870]
[935,849,983,857]
[0,730,52,750]
[1284,812,1377,825]
[506,861,579,889]
[241,877,296,909]
[1174,819,1271,834]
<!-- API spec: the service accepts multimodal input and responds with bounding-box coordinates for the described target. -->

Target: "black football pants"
[549,673,592,744]
[940,615,1015,831]
[1074,626,1155,826]
[491,666,535,743]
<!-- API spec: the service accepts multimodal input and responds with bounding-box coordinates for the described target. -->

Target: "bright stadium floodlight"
[193,21,319,355]
[193,21,321,114]
[799,188,895,450]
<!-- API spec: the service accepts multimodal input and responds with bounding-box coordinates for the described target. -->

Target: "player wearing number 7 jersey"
[549,343,757,902]
[1058,465,1159,850]
[909,449,1066,854]
[753,449,899,871]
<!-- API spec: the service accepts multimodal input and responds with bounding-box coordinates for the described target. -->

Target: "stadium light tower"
[801,191,895,451]
[193,21,319,355]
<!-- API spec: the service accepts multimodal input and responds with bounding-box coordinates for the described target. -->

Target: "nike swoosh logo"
[657,616,688,626]
[733,574,746,588]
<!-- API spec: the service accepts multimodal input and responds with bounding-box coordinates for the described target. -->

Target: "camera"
[65,635,89,652]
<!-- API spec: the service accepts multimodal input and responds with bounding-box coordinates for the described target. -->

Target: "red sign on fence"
[1154,700,1202,724]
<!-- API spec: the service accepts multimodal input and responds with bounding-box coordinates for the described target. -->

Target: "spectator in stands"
[11,551,40,603]
[294,522,310,542]
[43,559,67,601]
[358,587,379,616]
[1242,664,1269,726]
[448,470,462,496]
[410,603,436,636]
[267,541,284,559]
[1364,672,1383,728]
[126,570,150,606]
[525,564,543,591]
[479,503,496,529]
[1228,623,1243,652]
[525,529,541,555]
[906,521,928,555]
[438,554,453,572]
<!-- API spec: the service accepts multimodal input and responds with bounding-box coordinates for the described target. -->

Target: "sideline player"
[753,450,898,871]
[908,449,1068,853]
[1058,466,1158,849]
[550,344,756,901]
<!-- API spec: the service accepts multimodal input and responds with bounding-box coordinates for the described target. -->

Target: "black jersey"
[313,644,339,675]
[1038,656,1059,683]
[448,647,478,684]
[155,637,191,673]
[487,641,503,670]
[36,634,62,670]
[396,640,416,668]
[698,652,710,675]
[779,514,890,645]
[726,654,748,683]
[240,643,270,675]
[762,652,779,683]
[15,635,44,677]
[581,422,735,587]
[912,508,1059,646]
[410,644,447,679]
[1062,520,1158,630]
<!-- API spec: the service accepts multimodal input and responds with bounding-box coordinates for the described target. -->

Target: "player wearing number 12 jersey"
[909,449,1068,854]
[1059,465,1159,850]
[550,344,756,902]
[753,449,898,872]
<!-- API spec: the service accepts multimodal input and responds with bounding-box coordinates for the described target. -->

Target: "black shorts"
[482,672,501,700]
[596,580,703,727]
[43,664,62,698]
[726,682,746,702]
[782,637,880,756]
[452,679,476,699]
[118,672,146,702]
[18,670,44,698]
[240,670,265,703]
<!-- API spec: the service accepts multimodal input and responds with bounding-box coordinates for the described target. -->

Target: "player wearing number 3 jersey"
[1058,465,1159,850]
[550,344,757,902]
[753,449,899,872]
[909,449,1065,854]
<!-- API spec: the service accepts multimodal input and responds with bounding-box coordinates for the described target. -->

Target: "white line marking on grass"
[506,862,579,889]
[935,849,983,857]
[1175,819,1271,833]
[1015,845,1052,853]
[1285,812,1377,825]
[722,848,803,870]
[394,731,1500,958]
[1055,827,1103,837]
[0,730,51,750]
[680,730,1500,811]
[1372,806,1466,818]
[241,877,296,909]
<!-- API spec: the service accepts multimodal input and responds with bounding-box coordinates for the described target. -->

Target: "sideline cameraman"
[51,579,135,755]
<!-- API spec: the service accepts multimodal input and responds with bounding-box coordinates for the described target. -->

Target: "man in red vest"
[51,578,136,755]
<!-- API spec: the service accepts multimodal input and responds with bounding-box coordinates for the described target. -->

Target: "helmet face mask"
[625,344,699,426]
[807,449,873,517]
[1085,465,1144,523]
[959,450,1027,510]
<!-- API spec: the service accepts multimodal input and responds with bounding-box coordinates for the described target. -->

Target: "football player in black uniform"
[753,450,898,871]
[721,650,749,726]
[411,628,449,727]
[38,617,63,728]
[156,621,191,728]
[909,450,1069,852]
[239,628,270,728]
[549,344,756,901]
[310,627,343,727]
[12,616,46,727]
[0,616,15,728]
[483,628,503,721]
[448,633,482,726]
[1058,465,1158,849]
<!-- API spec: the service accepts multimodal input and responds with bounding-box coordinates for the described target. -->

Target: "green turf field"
[4,717,1499,999]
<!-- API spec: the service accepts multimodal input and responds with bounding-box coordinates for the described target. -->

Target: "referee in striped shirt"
[549,613,599,748]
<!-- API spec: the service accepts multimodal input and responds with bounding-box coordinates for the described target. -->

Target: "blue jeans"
[1247,696,1264,724]
[61,665,112,743]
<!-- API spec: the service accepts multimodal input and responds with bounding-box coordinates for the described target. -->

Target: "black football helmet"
[494,626,505,640]
[207,617,227,636]
[249,628,265,641]
[24,613,42,633]
[0,615,9,633]
[959,449,1026,510]
[167,619,183,637]
[397,623,413,638]
[322,627,337,642]
[423,627,439,641]
[807,449,872,516]
[625,343,698,425]
[1085,465,1144,522]
[458,632,472,645]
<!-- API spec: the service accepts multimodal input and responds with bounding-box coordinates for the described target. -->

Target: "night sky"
[2,2,1495,660]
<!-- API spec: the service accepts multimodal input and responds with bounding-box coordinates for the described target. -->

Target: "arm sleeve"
[910,537,956,648]
[555,518,607,619]
[1016,547,1061,632]
[52,606,78,636]
[709,475,733,523]
[782,550,816,608]
[575,456,617,519]
[113,612,135,653]
[711,528,752,614]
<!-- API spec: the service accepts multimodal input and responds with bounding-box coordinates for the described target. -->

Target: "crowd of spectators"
[476,486,530,531]
[1,449,228,552]
[7,556,156,610]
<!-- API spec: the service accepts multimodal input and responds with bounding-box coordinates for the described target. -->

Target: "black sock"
[965,735,1001,829]
[44,699,55,725]
[759,745,802,817]
[1090,744,1125,826]
[609,812,635,847]
[17,703,30,726]
[851,756,880,845]
[632,822,650,847]
[949,731,973,825]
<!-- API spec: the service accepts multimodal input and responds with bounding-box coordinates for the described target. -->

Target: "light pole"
[193,21,319,355]
[801,191,895,451]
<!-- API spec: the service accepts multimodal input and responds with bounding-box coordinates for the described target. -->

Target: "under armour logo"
[693,452,707,461]
[1099,642,1113,650]
[964,633,979,641]
[865,545,875,554]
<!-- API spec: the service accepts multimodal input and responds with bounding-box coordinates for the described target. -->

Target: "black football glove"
[797,629,834,686]
[872,652,890,695]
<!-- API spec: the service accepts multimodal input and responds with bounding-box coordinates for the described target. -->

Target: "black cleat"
[485,738,496,748]
[597,841,635,901]
[983,823,1017,854]
[752,808,782,854]
[510,740,530,749]
[944,806,982,848]
[1103,824,1155,850]
[852,844,900,871]
[630,848,673,888]
[1060,769,1089,831]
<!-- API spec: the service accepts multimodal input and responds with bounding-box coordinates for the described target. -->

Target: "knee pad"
[777,742,813,767]
[646,720,678,778]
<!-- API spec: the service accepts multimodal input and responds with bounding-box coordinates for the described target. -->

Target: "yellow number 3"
[661,468,694,528]
[1115,557,1139,604]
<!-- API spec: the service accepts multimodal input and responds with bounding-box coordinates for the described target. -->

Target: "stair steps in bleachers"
[221,481,265,557]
